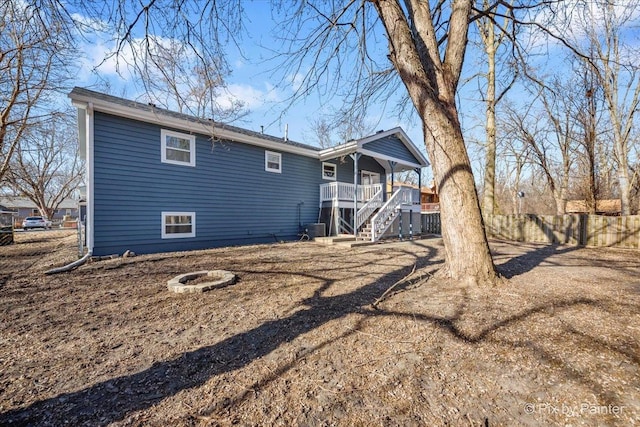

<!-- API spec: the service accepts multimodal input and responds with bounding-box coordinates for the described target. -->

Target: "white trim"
[161,129,196,167]
[318,127,429,167]
[86,103,94,252]
[69,92,319,158]
[265,150,282,173]
[69,91,430,166]
[162,211,196,238]
[318,141,358,160]
[322,162,337,181]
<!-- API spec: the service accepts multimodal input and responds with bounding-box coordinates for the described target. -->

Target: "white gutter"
[69,92,320,158]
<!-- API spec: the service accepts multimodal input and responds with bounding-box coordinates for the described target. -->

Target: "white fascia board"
[77,108,87,160]
[318,141,358,160]
[69,95,319,158]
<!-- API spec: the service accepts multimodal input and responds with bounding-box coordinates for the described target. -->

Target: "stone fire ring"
[167,270,236,294]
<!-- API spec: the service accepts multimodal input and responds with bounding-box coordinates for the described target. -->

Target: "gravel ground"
[0,230,638,426]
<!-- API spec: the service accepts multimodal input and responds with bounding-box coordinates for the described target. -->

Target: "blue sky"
[74,1,426,151]
[73,0,639,178]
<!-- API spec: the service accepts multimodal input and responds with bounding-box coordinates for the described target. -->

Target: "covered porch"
[316,128,430,240]
[319,182,383,207]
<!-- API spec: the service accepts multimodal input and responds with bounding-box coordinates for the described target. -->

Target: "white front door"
[361,170,380,185]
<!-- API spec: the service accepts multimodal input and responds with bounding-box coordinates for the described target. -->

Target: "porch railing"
[319,182,383,205]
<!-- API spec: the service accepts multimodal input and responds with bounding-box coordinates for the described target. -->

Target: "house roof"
[69,87,429,169]
[566,199,621,214]
[69,87,320,156]
[0,197,78,210]
[318,128,429,169]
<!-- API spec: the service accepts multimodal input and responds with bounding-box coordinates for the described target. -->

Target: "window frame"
[265,150,282,173]
[161,211,196,239]
[161,129,196,167]
[322,162,337,181]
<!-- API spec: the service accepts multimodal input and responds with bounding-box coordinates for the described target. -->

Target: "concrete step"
[314,236,358,245]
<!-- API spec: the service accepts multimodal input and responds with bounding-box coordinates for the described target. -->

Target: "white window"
[265,150,282,173]
[161,129,196,167]
[162,212,195,238]
[322,162,337,180]
[361,170,380,185]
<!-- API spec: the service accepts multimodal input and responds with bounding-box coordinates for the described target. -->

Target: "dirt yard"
[0,230,638,426]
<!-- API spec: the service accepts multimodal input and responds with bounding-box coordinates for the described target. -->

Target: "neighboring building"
[0,196,79,226]
[385,181,439,212]
[69,87,430,256]
[566,199,622,216]
[421,184,439,212]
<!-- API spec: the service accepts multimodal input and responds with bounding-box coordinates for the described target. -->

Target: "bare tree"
[572,58,607,213]
[79,0,502,284]
[268,1,500,284]
[0,1,77,183]
[552,0,640,214]
[503,74,579,215]
[474,0,517,216]
[135,37,246,122]
[306,111,374,148]
[6,113,83,219]
[496,111,530,214]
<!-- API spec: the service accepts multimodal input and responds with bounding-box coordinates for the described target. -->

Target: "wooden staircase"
[357,206,401,241]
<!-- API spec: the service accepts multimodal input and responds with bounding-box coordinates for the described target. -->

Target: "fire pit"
[167,270,236,293]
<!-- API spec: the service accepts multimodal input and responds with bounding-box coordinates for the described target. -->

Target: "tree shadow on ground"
[2,240,635,425]
[494,242,580,279]
[1,247,441,426]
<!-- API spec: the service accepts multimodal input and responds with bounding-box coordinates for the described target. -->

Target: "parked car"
[22,216,52,230]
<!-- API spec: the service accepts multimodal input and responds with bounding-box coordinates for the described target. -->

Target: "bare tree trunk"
[422,103,496,283]
[373,0,497,285]
[482,47,497,216]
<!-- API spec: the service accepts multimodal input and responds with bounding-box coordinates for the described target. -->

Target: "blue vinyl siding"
[92,112,323,255]
[329,155,386,184]
[365,135,422,165]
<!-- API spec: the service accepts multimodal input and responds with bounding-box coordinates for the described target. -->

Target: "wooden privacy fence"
[485,214,640,249]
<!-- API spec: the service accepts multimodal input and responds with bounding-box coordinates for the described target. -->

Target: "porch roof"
[318,127,429,171]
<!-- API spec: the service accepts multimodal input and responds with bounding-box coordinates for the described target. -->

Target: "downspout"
[45,252,91,275]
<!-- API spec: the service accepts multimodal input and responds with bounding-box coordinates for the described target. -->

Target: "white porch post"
[350,153,361,236]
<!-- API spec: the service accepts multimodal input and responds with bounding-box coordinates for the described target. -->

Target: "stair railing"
[370,187,413,241]
[355,187,383,231]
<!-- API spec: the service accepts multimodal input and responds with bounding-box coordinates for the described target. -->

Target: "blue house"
[69,88,429,256]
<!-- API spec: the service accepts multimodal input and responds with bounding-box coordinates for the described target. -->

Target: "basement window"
[162,212,195,238]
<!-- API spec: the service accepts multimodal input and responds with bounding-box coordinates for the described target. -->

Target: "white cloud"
[219,83,283,110]
[71,13,109,32]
